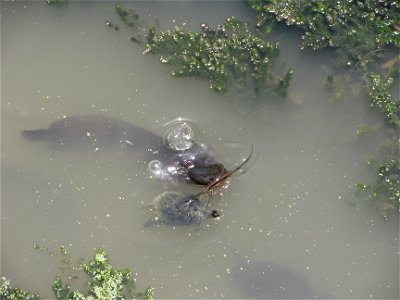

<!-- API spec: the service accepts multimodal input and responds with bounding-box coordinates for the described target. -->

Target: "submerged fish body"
[21,115,227,186]
[231,254,329,299]
[21,115,165,153]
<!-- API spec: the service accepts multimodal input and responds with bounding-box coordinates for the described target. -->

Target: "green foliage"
[354,70,399,216]
[78,249,135,300]
[365,71,400,127]
[245,1,399,217]
[113,3,152,44]
[275,69,293,97]
[0,277,42,300]
[356,156,400,218]
[144,17,292,94]
[246,0,400,69]
[1,248,154,300]
[321,68,399,127]
[52,276,73,300]
[115,2,139,26]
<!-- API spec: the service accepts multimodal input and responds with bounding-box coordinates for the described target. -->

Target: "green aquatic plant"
[246,0,400,69]
[0,277,41,300]
[356,156,400,218]
[115,2,139,26]
[327,68,400,125]
[245,1,399,216]
[281,0,400,125]
[144,17,292,94]
[113,3,154,44]
[0,247,154,300]
[275,68,293,97]
[365,71,400,127]
[353,70,399,216]
[354,129,399,217]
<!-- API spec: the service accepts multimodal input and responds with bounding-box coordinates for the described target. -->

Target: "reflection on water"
[1,1,398,299]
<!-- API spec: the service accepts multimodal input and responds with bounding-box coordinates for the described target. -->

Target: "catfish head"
[185,153,228,185]
[181,145,253,188]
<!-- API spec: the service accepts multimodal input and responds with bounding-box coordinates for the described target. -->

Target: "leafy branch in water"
[245,1,399,216]
[0,247,154,300]
[106,3,152,44]
[364,71,400,127]
[144,17,292,94]
[246,0,399,69]
[355,141,399,218]
[110,3,292,95]
[0,278,41,300]
[357,70,399,217]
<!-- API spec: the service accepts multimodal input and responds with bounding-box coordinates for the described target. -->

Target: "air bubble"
[148,160,164,177]
[164,121,195,151]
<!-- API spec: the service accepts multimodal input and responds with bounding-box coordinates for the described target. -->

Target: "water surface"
[1,1,398,298]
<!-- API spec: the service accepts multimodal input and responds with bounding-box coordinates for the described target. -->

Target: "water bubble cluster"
[164,122,194,151]
[149,121,197,181]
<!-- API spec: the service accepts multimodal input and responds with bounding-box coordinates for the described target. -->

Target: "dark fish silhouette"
[231,251,328,299]
[22,115,227,186]
[22,115,164,151]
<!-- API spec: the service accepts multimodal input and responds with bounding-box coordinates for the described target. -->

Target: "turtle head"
[209,210,220,218]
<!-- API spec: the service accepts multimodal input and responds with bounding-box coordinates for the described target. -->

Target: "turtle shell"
[146,191,210,226]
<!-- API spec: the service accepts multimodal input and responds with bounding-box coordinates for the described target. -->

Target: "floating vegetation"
[355,152,399,218]
[245,1,399,216]
[352,124,399,217]
[112,3,153,45]
[0,247,154,300]
[0,278,41,300]
[365,71,400,127]
[246,0,400,69]
[111,3,292,95]
[143,17,292,94]
[115,2,139,26]
[327,69,400,125]
[357,70,399,216]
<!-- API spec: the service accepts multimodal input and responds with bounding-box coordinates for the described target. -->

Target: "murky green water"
[2,1,399,299]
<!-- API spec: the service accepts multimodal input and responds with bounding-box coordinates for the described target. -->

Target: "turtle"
[144,190,220,227]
